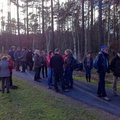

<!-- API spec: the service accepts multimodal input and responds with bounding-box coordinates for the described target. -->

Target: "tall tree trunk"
[17,0,21,48]
[26,0,29,48]
[51,0,55,50]
[107,0,112,48]
[72,11,77,58]
[82,0,85,57]
[98,0,102,49]
[90,0,93,51]
[42,0,45,49]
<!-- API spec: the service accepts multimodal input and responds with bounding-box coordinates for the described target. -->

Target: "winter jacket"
[26,51,33,62]
[50,53,64,74]
[0,60,10,77]
[64,54,73,68]
[8,60,14,73]
[41,55,47,66]
[19,51,27,61]
[84,57,93,69]
[34,54,43,68]
[14,51,21,61]
[110,55,120,77]
[97,52,109,73]
[8,49,15,61]
[46,55,52,67]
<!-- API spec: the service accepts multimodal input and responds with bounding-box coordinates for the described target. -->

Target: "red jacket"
[8,60,14,73]
[46,55,52,67]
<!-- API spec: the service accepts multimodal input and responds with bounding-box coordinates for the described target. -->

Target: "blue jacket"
[97,52,109,73]
[14,50,21,61]
[0,60,10,77]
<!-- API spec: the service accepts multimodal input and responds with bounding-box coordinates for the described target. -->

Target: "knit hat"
[101,46,107,51]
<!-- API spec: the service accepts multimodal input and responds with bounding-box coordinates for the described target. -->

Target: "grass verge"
[0,77,104,120]
[73,74,120,91]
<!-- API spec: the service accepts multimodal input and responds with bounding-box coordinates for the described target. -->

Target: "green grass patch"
[73,75,120,91]
[0,78,103,120]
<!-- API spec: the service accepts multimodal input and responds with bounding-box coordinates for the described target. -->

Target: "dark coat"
[8,49,15,61]
[64,54,73,68]
[14,50,21,61]
[34,54,43,68]
[84,57,93,69]
[110,55,120,77]
[50,53,64,74]
[41,55,47,66]
[97,52,109,73]
[26,51,33,62]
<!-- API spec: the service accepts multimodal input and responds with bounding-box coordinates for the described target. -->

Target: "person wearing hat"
[97,46,110,101]
[110,50,120,96]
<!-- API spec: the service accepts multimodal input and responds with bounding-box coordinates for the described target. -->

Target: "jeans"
[47,67,52,86]
[113,75,119,94]
[53,72,65,91]
[65,67,73,88]
[97,72,107,97]
[85,67,91,82]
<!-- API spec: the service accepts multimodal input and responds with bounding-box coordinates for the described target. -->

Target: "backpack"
[93,55,99,69]
[93,52,105,69]
[71,57,78,70]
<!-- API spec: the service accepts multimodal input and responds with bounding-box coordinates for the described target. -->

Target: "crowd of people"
[0,46,120,102]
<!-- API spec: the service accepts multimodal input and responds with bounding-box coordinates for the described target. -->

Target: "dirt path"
[13,70,120,120]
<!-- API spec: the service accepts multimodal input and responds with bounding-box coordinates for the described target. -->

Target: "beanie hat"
[101,46,107,51]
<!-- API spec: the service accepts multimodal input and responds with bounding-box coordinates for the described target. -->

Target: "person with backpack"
[64,49,75,89]
[96,46,110,101]
[84,52,93,82]
[110,50,120,96]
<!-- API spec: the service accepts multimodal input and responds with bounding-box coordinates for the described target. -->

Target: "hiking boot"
[63,89,70,92]
[97,94,102,97]
[113,93,118,96]
[55,89,60,92]
[47,86,51,89]
[102,96,110,101]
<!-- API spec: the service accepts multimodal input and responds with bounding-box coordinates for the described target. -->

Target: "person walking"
[50,48,69,92]
[14,47,21,71]
[46,50,54,89]
[110,50,120,96]
[0,56,10,93]
[84,52,93,82]
[34,50,43,82]
[97,46,110,101]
